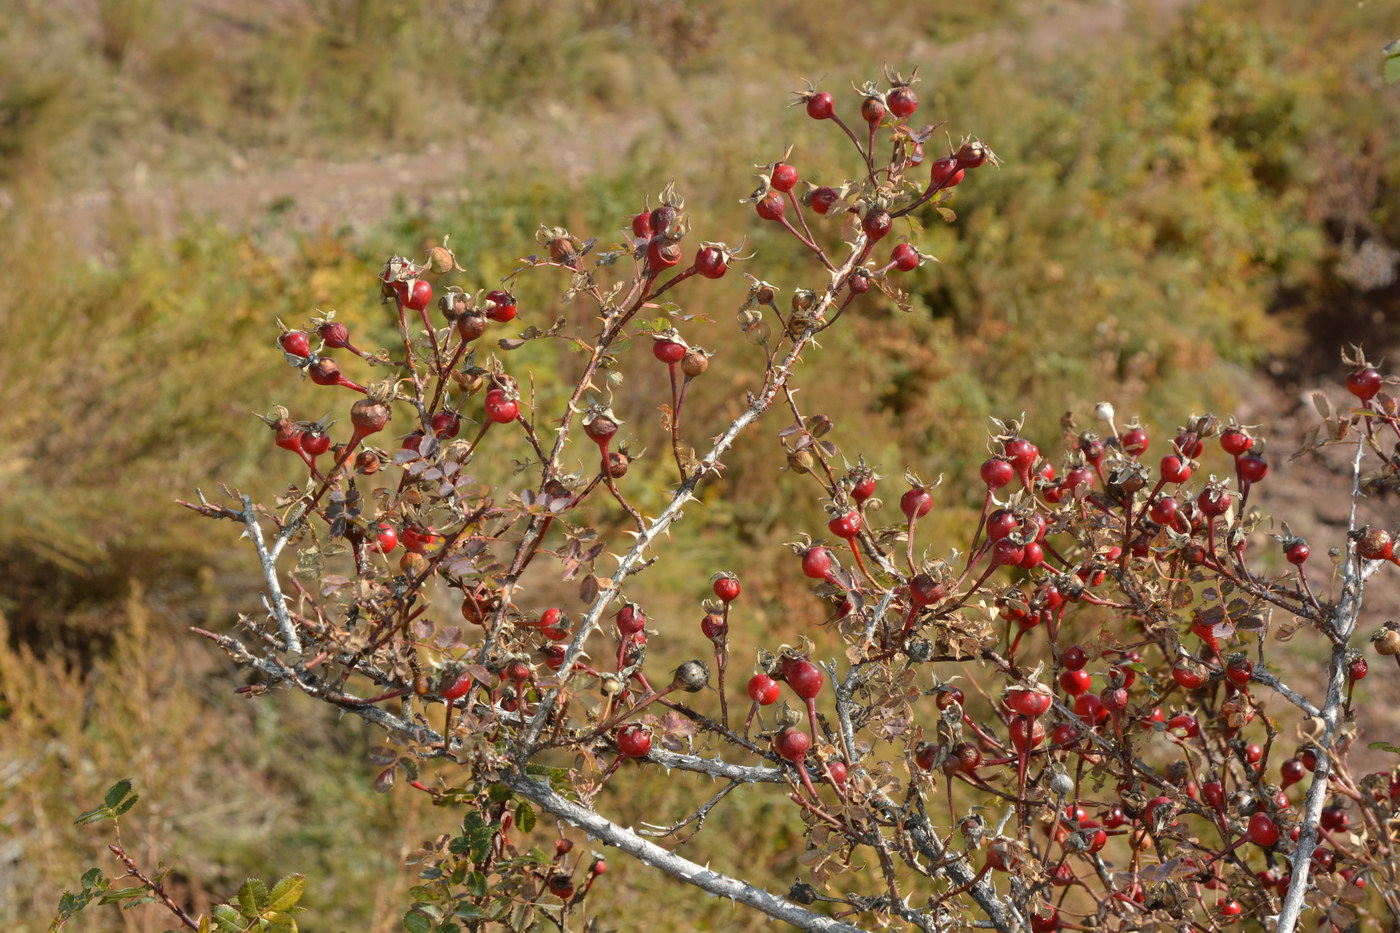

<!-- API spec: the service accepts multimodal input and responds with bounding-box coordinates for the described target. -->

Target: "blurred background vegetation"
[2,0,1398,929]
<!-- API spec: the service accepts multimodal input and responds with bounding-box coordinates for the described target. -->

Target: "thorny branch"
[108,845,199,931]
[505,771,872,933]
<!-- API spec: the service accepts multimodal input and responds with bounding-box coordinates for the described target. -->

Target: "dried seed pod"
[681,347,710,378]
[423,240,464,274]
[672,660,710,692]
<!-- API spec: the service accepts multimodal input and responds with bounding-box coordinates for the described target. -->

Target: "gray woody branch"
[240,494,301,655]
[1275,432,1380,933]
[505,770,871,933]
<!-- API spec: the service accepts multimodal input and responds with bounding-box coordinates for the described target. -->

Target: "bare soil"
[44,0,1196,254]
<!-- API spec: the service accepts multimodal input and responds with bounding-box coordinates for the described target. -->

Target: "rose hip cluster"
[262,256,540,575]
[745,67,993,305]
[752,367,1399,929]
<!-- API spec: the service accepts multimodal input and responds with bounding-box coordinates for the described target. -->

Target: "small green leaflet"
[238,878,270,918]
[74,779,139,825]
[1386,40,1400,85]
[515,801,537,833]
[462,811,493,863]
[267,874,306,912]
[403,908,435,933]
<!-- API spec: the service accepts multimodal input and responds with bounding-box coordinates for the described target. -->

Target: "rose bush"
[58,69,1400,933]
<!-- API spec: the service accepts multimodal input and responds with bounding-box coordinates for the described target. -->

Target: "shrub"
[58,70,1400,933]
